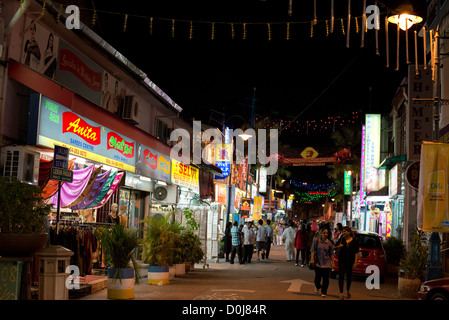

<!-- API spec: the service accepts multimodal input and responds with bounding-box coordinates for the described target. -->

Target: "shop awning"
[378,155,406,170]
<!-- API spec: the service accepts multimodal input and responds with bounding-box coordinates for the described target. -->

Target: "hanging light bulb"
[387,4,422,31]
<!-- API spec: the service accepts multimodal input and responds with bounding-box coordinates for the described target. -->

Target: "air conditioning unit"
[122,95,139,124]
[2,146,40,185]
[152,185,178,204]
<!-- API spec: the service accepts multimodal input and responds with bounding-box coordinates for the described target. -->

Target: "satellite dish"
[153,186,168,201]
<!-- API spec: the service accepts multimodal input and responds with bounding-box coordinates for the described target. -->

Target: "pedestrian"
[242,221,256,263]
[305,224,314,265]
[276,222,284,246]
[334,226,359,300]
[294,223,308,267]
[230,221,244,264]
[334,223,343,243]
[255,219,267,260]
[222,222,232,262]
[281,221,296,262]
[265,219,273,259]
[310,227,334,298]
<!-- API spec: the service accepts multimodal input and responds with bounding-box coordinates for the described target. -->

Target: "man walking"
[255,219,267,261]
[230,221,244,264]
[265,219,273,260]
[242,221,256,263]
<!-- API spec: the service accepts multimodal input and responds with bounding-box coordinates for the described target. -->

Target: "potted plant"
[95,223,141,299]
[141,213,175,285]
[167,218,184,280]
[383,236,406,277]
[0,176,53,257]
[398,231,428,299]
[180,228,204,272]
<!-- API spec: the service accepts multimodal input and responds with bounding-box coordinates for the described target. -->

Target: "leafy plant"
[95,223,141,283]
[383,236,406,265]
[0,176,53,233]
[182,208,200,231]
[180,228,204,263]
[399,231,428,281]
[141,212,176,267]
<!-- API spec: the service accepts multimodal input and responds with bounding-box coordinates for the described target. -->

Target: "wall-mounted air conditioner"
[122,95,139,124]
[2,146,40,185]
[152,184,178,204]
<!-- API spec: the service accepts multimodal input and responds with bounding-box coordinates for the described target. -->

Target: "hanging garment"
[90,172,124,209]
[66,166,102,208]
[70,170,111,210]
[86,171,118,209]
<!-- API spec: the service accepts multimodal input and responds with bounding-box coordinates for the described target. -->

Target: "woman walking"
[334,226,359,300]
[310,228,334,298]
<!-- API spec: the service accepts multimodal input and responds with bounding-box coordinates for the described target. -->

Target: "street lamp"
[387,4,423,31]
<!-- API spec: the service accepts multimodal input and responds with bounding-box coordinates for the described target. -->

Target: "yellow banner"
[420,142,449,232]
[253,196,263,221]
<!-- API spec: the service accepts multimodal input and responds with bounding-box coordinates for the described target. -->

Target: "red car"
[417,278,449,300]
[330,231,387,283]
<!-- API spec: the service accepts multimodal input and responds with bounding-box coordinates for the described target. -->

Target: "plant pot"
[175,263,185,277]
[107,267,135,299]
[398,277,422,299]
[169,266,176,280]
[0,233,48,257]
[147,266,169,285]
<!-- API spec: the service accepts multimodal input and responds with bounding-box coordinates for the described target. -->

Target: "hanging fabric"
[41,158,76,199]
[66,166,103,208]
[86,171,118,209]
[48,165,95,207]
[90,171,124,209]
[71,170,112,210]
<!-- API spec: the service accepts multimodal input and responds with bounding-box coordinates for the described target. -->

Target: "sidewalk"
[77,245,404,301]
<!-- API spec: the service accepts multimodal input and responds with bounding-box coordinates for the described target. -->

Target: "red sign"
[144,149,158,170]
[107,132,135,158]
[59,49,102,92]
[63,112,101,145]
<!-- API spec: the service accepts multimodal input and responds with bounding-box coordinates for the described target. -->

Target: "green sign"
[344,171,352,195]
[0,260,23,300]
[50,166,74,183]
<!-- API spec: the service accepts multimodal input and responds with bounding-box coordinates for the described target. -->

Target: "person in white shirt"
[242,221,256,263]
[255,219,267,260]
[282,220,297,262]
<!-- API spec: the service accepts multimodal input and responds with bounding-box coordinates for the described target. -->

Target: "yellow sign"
[253,196,263,221]
[300,147,319,159]
[171,159,199,193]
[419,142,449,232]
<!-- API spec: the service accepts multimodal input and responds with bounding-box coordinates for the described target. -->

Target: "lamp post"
[389,5,443,281]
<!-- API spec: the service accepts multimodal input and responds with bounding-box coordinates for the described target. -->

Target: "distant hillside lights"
[170,121,279,175]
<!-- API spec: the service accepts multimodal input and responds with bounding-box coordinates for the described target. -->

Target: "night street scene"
[0,0,448,317]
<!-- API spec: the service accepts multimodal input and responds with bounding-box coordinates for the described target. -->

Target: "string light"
[211,22,215,40]
[171,19,175,38]
[243,23,247,39]
[41,0,46,16]
[267,23,272,41]
[123,14,128,32]
[189,21,193,39]
[149,17,153,35]
[56,3,63,22]
[92,9,97,27]
[286,22,290,40]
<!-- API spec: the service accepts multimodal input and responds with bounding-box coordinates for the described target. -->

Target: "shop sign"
[364,114,381,192]
[385,203,392,239]
[215,183,227,204]
[406,161,420,190]
[135,145,171,183]
[171,159,199,193]
[36,95,136,172]
[344,171,352,195]
[360,125,367,206]
[241,198,251,211]
[253,196,263,221]
[214,143,231,179]
[389,164,401,197]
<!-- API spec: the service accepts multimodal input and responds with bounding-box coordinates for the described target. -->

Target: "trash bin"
[35,245,74,300]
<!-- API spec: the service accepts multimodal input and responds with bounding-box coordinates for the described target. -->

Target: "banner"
[253,196,263,221]
[171,159,199,193]
[418,142,449,232]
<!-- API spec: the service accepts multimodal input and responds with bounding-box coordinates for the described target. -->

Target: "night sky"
[85,0,426,183]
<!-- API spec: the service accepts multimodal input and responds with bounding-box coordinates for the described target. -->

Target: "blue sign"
[54,145,69,169]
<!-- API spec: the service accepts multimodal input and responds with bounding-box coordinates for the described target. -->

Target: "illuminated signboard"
[171,159,199,193]
[36,95,136,172]
[344,171,352,195]
[360,125,366,206]
[365,114,381,193]
[135,145,171,183]
[214,143,231,179]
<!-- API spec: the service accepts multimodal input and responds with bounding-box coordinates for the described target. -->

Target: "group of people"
[222,219,274,265]
[279,220,359,300]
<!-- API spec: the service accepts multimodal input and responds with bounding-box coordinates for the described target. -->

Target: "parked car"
[417,278,449,300]
[330,231,387,283]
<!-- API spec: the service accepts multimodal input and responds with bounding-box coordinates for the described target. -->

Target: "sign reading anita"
[35,95,136,172]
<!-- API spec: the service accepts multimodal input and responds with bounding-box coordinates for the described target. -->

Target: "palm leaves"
[95,223,141,282]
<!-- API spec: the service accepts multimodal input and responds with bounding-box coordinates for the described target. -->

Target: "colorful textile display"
[85,171,118,209]
[48,165,95,207]
[70,170,112,210]
[90,172,124,209]
[66,166,102,208]
[41,159,76,199]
